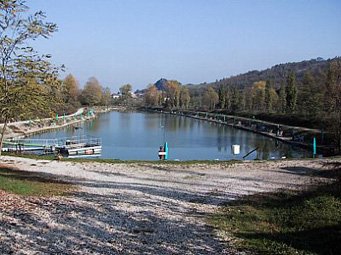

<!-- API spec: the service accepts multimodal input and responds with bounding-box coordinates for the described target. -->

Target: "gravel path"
[0,156,335,254]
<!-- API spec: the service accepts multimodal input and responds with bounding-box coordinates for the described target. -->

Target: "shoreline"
[144,108,335,156]
[1,106,122,141]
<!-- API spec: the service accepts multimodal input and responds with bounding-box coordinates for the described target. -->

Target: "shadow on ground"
[0,168,236,254]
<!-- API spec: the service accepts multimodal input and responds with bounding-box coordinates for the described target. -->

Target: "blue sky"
[27,0,341,91]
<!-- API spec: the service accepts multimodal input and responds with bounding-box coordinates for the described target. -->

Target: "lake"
[30,111,311,160]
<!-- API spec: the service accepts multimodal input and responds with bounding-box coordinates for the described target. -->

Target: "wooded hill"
[188,57,336,91]
[143,57,341,153]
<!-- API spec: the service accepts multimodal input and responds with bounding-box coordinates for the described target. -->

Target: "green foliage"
[279,82,287,113]
[285,72,297,113]
[230,87,242,112]
[298,71,323,117]
[206,58,331,91]
[323,59,341,152]
[186,58,337,115]
[218,84,227,109]
[142,58,341,153]
[0,0,61,154]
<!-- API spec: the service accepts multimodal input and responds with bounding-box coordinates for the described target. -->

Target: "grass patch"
[210,164,341,255]
[0,165,74,196]
[62,158,241,166]
[1,152,55,160]
[2,152,241,165]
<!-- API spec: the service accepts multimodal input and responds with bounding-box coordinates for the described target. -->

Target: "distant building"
[112,92,120,99]
[129,91,137,98]
[134,92,144,98]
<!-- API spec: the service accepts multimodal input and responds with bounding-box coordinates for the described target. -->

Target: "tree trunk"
[338,111,341,154]
[0,116,9,156]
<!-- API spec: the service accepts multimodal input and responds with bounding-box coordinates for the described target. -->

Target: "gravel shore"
[0,156,337,254]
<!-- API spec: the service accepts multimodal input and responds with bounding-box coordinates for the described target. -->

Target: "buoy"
[158,146,165,160]
[232,144,240,155]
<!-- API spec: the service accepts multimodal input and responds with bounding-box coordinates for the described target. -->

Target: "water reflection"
[30,111,310,160]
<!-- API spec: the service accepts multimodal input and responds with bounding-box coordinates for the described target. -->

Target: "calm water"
[30,111,311,160]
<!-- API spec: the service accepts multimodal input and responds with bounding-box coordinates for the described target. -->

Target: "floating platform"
[56,137,102,157]
[3,136,102,158]
[58,145,102,156]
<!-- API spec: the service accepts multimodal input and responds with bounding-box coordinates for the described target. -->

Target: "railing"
[4,135,101,150]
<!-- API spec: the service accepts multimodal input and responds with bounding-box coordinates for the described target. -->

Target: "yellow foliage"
[252,81,266,90]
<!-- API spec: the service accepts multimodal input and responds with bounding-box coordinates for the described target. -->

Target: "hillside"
[188,57,339,91]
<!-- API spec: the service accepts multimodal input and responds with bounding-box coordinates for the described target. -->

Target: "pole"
[164,142,169,160]
[243,147,258,159]
[313,136,317,158]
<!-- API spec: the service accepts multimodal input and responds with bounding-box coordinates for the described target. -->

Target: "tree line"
[144,80,190,109]
[143,59,340,117]
[58,75,113,114]
[194,60,340,122]
[142,59,341,152]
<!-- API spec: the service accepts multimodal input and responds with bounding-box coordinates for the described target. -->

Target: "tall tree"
[238,90,246,112]
[278,81,287,113]
[165,80,181,108]
[119,84,132,98]
[324,59,341,152]
[252,81,266,112]
[243,87,253,112]
[179,86,190,109]
[285,72,297,113]
[264,80,273,113]
[230,87,240,112]
[63,74,80,102]
[218,84,227,109]
[0,0,60,154]
[144,85,160,107]
[62,74,80,112]
[101,87,112,107]
[298,71,322,116]
[202,87,219,110]
[79,77,102,106]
